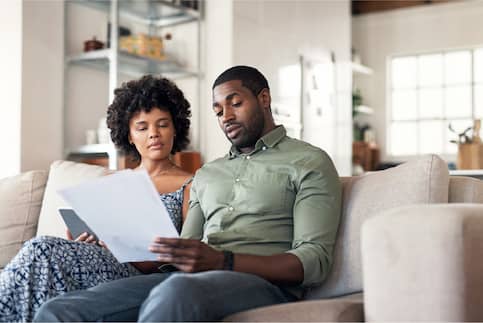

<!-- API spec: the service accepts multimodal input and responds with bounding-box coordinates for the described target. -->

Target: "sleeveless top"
[159,177,193,233]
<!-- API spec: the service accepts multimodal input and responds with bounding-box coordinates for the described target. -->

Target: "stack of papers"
[59,170,179,263]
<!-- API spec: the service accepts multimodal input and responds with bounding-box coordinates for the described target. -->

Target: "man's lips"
[225,124,242,139]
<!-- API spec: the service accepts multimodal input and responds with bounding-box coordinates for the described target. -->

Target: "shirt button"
[228,206,234,211]
[262,146,267,151]
[235,178,240,182]
[246,155,251,160]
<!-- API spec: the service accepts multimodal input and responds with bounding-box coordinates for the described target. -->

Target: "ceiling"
[352,0,456,15]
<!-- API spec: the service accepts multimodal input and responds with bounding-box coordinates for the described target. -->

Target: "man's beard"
[230,109,265,149]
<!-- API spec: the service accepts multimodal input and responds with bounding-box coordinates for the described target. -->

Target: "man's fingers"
[153,237,199,248]
[156,254,195,265]
[149,244,199,258]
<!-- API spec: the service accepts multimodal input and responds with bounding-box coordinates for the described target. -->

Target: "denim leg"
[138,271,295,322]
[33,273,171,322]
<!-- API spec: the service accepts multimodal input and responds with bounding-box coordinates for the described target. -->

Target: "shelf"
[450,169,483,178]
[354,105,374,115]
[66,49,199,79]
[72,0,200,28]
[67,144,117,155]
[351,62,373,75]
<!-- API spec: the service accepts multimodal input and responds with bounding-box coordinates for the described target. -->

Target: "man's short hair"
[212,65,269,97]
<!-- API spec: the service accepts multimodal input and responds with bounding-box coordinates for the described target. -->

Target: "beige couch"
[1,155,482,321]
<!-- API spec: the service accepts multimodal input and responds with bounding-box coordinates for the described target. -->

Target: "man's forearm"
[231,252,304,285]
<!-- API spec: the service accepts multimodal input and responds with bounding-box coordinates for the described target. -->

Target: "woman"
[0,75,193,322]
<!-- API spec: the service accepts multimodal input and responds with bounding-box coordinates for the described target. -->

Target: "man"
[34,66,342,322]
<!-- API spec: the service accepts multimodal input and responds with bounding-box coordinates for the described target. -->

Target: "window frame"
[386,45,483,160]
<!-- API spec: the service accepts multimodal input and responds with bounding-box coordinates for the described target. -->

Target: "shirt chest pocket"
[239,173,294,213]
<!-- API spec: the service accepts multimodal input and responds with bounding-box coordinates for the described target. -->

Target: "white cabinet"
[64,0,201,169]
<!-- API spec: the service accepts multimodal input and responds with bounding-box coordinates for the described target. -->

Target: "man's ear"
[258,88,271,110]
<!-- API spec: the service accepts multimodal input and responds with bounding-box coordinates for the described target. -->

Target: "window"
[388,48,483,156]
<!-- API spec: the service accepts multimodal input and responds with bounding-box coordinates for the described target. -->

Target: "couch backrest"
[0,170,48,268]
[36,160,108,238]
[305,154,450,299]
[449,176,483,203]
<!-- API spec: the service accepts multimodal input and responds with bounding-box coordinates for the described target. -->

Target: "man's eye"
[215,111,223,117]
[232,102,242,107]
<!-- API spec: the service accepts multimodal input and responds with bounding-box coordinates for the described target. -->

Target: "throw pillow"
[36,160,108,238]
[0,171,48,268]
[305,154,449,299]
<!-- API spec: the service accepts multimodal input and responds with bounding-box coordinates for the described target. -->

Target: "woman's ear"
[258,88,271,110]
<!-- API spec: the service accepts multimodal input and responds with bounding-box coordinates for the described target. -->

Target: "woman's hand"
[149,237,224,273]
[66,229,99,245]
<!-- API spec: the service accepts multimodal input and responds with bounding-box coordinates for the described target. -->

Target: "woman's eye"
[158,124,168,128]
[137,127,146,131]
[232,102,242,107]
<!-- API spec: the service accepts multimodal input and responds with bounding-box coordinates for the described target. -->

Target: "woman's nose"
[148,127,160,139]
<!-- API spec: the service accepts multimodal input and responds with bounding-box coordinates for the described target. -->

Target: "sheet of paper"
[59,169,179,263]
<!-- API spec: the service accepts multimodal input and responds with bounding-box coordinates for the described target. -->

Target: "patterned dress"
[0,178,192,322]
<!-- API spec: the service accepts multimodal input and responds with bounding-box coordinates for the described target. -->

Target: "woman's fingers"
[99,240,109,250]
[74,232,98,244]
[75,232,88,242]
[85,235,97,243]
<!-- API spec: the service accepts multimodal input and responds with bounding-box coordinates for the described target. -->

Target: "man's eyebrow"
[213,92,240,108]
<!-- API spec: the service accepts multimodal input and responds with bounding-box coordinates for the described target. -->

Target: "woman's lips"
[148,143,163,150]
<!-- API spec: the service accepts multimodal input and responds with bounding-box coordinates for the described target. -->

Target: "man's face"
[212,80,265,151]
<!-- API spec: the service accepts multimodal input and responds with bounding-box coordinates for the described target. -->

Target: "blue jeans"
[33,271,297,321]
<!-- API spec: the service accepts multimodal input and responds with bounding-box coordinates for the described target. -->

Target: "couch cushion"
[36,160,107,238]
[0,171,48,268]
[224,293,364,322]
[362,204,483,321]
[305,154,449,299]
[449,176,483,203]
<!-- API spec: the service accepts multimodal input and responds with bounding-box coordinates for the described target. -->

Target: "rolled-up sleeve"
[180,178,205,240]
[286,151,342,286]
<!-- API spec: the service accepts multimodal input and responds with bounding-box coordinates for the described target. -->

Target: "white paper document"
[59,170,179,263]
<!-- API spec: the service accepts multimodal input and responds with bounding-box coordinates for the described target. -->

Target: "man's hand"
[149,238,224,273]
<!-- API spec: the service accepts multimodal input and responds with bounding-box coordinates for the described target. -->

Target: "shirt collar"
[228,125,287,159]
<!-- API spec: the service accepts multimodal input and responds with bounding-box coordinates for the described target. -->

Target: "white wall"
[230,0,352,175]
[21,0,64,171]
[0,0,22,178]
[198,0,234,163]
[352,0,483,161]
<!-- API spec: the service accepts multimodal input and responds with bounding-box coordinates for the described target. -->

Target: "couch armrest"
[362,204,483,321]
[223,296,363,322]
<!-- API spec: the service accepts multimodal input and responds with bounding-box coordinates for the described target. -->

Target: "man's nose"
[221,107,235,124]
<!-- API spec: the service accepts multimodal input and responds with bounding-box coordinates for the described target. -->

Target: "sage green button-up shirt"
[181,126,341,296]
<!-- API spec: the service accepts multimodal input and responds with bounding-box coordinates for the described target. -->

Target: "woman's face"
[128,107,175,162]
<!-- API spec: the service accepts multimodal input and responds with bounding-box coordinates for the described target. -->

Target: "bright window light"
[388,48,483,157]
